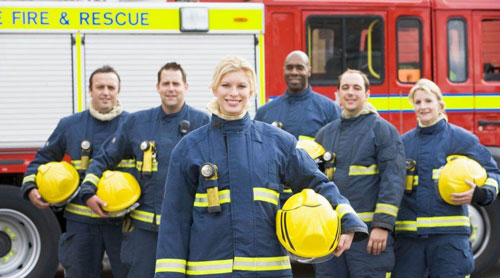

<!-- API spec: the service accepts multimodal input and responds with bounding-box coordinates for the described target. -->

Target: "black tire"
[470,199,500,277]
[0,185,61,278]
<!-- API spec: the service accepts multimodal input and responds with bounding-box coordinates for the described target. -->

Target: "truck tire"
[470,199,500,277]
[0,185,61,278]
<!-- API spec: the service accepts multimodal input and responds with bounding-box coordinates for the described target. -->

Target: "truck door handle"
[478,120,500,126]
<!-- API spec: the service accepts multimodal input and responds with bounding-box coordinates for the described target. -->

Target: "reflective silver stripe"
[233,256,291,271]
[349,164,379,175]
[187,259,233,275]
[336,204,356,219]
[136,161,158,171]
[155,258,186,274]
[83,173,99,186]
[22,174,36,184]
[65,203,102,218]
[130,209,161,225]
[357,212,374,222]
[193,190,231,207]
[375,203,398,217]
[432,169,441,180]
[117,159,136,168]
[417,216,470,227]
[485,177,499,194]
[253,187,279,205]
[395,221,417,231]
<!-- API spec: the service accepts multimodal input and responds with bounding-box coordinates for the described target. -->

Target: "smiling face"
[89,72,120,114]
[213,69,254,116]
[338,72,370,117]
[283,53,311,94]
[156,69,188,114]
[412,89,442,125]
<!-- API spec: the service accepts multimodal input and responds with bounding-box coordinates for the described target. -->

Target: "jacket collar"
[159,104,187,119]
[417,118,447,135]
[284,85,312,101]
[211,113,251,133]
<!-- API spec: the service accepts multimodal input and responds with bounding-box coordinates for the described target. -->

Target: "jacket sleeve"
[79,120,132,202]
[21,119,67,200]
[155,142,195,278]
[283,144,368,240]
[458,132,499,206]
[371,121,406,231]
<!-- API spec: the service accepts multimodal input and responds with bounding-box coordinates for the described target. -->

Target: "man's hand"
[451,180,476,205]
[28,189,50,209]
[333,233,354,257]
[86,195,109,217]
[367,227,388,255]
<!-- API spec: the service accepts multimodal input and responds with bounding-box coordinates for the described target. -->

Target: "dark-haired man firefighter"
[80,62,209,278]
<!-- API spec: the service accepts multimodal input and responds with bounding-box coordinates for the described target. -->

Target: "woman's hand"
[333,233,354,257]
[451,179,476,205]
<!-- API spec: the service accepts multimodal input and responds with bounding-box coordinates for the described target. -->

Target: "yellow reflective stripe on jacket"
[71,160,82,170]
[283,188,293,194]
[386,272,391,278]
[485,177,499,194]
[22,174,36,184]
[136,161,159,172]
[395,220,417,231]
[357,212,374,222]
[432,169,441,180]
[253,187,279,205]
[194,190,231,207]
[64,203,115,218]
[349,164,379,176]
[413,176,419,186]
[155,258,186,274]
[83,173,99,186]
[395,216,470,231]
[375,203,398,217]
[130,209,161,225]
[187,259,233,275]
[336,204,356,219]
[233,256,291,271]
[298,135,314,141]
[418,216,470,227]
[116,159,136,168]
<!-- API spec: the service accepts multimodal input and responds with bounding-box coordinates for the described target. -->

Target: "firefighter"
[21,65,129,278]
[392,78,500,278]
[154,56,368,278]
[314,69,406,278]
[254,50,341,140]
[80,62,209,278]
[255,50,341,203]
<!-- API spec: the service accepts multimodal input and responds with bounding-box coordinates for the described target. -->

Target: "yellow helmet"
[36,161,80,206]
[296,140,334,163]
[276,189,341,263]
[96,171,141,216]
[438,155,487,205]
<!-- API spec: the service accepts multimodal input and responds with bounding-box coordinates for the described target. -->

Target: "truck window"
[447,18,468,83]
[396,17,422,83]
[307,16,384,85]
[482,19,500,81]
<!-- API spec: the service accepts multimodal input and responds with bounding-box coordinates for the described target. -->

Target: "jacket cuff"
[342,226,369,242]
[371,221,394,232]
[79,184,97,203]
[21,182,37,201]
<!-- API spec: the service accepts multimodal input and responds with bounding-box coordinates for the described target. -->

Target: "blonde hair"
[408,78,445,111]
[209,56,257,93]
